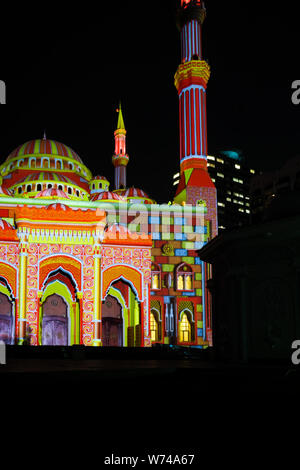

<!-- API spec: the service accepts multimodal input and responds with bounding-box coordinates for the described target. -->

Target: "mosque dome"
[35,188,70,199]
[6,139,83,164]
[0,138,92,190]
[115,187,155,204]
[46,203,73,211]
[90,191,125,202]
[0,219,15,230]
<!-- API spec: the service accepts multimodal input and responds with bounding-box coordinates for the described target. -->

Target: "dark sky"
[0,0,299,203]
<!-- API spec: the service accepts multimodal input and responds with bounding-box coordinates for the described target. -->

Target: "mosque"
[0,0,217,347]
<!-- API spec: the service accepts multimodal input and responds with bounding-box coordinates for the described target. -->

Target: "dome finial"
[43,130,47,140]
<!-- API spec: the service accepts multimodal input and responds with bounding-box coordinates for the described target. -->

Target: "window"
[26,185,32,192]
[207,156,215,161]
[179,313,191,343]
[151,264,161,290]
[150,312,159,342]
[58,185,63,191]
[217,158,224,164]
[48,184,52,189]
[76,190,79,197]
[18,187,22,194]
[37,184,42,192]
[217,173,224,178]
[235,164,241,170]
[176,264,193,291]
[68,187,72,195]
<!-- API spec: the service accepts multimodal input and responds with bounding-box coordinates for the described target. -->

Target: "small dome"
[90,191,124,202]
[46,203,72,211]
[116,187,154,204]
[91,175,108,181]
[0,186,12,197]
[35,188,70,199]
[0,219,15,230]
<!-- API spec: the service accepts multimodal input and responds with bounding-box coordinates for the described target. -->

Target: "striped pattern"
[35,188,70,199]
[46,203,72,211]
[117,187,154,203]
[0,219,14,230]
[0,186,12,197]
[181,20,202,62]
[179,85,208,161]
[91,175,108,181]
[6,139,83,164]
[17,173,74,184]
[90,191,124,202]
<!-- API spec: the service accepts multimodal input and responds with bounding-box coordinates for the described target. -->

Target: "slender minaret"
[174,0,218,238]
[112,104,129,190]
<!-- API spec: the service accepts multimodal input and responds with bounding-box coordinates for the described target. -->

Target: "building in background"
[174,149,256,231]
[250,155,300,224]
[0,0,216,348]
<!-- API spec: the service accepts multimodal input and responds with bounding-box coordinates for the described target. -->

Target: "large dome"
[6,139,84,164]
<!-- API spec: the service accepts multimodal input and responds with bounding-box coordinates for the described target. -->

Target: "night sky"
[0,0,299,203]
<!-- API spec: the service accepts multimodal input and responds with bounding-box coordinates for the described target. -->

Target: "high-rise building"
[174,150,256,231]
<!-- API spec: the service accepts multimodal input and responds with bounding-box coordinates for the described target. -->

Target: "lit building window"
[238,208,245,213]
[151,264,161,290]
[207,163,215,168]
[211,178,216,183]
[250,169,255,174]
[217,173,224,178]
[150,312,159,342]
[173,180,179,186]
[207,156,215,161]
[246,210,250,214]
[179,313,191,343]
[217,158,224,164]
[235,164,241,170]
[176,264,193,291]
[218,202,225,207]
[173,172,180,179]
[226,197,232,202]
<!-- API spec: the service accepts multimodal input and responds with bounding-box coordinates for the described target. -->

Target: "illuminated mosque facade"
[0,0,217,347]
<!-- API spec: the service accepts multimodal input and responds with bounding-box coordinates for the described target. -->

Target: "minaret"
[112,104,129,190]
[174,0,218,238]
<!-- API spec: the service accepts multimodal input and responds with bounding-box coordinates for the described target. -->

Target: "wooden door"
[102,295,123,347]
[42,294,68,346]
[0,293,12,344]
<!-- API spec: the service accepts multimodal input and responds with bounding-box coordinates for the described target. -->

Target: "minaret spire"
[174,0,218,238]
[112,103,129,190]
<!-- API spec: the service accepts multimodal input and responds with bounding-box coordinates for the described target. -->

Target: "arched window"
[48,184,52,189]
[151,264,161,290]
[58,185,63,191]
[76,190,79,197]
[18,187,22,194]
[179,312,191,343]
[150,312,159,342]
[26,184,32,192]
[37,184,42,192]
[176,263,193,291]
[68,187,72,195]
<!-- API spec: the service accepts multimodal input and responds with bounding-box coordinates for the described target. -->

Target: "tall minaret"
[112,104,129,190]
[174,0,218,238]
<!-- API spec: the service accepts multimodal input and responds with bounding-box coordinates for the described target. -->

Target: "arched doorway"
[102,295,123,347]
[42,294,68,346]
[0,293,13,344]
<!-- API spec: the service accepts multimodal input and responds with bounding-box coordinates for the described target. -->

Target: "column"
[18,234,28,345]
[93,244,102,346]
